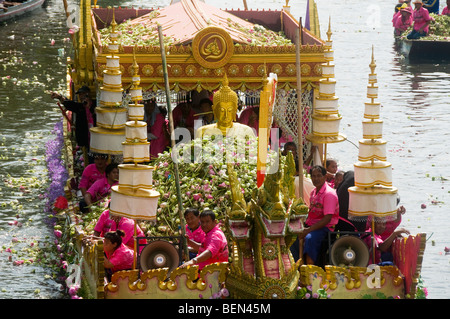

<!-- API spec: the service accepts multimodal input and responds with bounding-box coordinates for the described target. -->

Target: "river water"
[0,0,448,299]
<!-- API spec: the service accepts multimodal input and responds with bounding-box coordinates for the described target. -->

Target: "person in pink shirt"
[183,208,206,259]
[172,101,196,139]
[393,5,413,36]
[180,210,228,271]
[78,154,108,213]
[407,0,433,39]
[84,163,118,207]
[144,99,170,159]
[364,219,410,265]
[78,154,108,196]
[103,230,134,281]
[295,165,339,265]
[441,0,450,15]
[93,209,147,252]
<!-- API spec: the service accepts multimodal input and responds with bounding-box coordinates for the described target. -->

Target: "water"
[0,0,449,298]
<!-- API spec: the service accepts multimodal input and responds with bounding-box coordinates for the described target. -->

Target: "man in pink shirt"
[183,208,206,259]
[298,165,339,265]
[180,210,228,271]
[407,0,433,39]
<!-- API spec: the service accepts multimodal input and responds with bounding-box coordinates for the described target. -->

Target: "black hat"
[76,85,90,94]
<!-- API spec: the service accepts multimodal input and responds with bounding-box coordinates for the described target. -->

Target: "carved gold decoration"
[271,64,282,74]
[192,26,234,69]
[228,64,240,76]
[285,64,296,76]
[243,64,254,76]
[185,65,197,77]
[301,63,311,75]
[314,63,322,76]
[142,64,154,76]
[156,65,164,76]
[199,67,210,76]
[171,64,183,76]
[214,67,225,77]
[257,65,266,76]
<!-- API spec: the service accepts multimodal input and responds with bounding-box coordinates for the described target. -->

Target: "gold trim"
[111,185,160,198]
[109,208,157,221]
[354,181,393,187]
[118,164,155,170]
[305,133,346,144]
[90,127,126,135]
[354,161,391,169]
[348,186,398,195]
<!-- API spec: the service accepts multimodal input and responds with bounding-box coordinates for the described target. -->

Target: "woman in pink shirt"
[180,210,228,271]
[103,230,134,280]
[393,6,413,36]
[407,0,433,39]
[94,209,147,252]
[84,163,118,206]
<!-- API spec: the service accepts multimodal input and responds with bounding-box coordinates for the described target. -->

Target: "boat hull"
[0,0,45,23]
[395,37,450,62]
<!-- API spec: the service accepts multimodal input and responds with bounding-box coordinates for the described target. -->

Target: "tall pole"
[295,21,304,198]
[157,25,189,261]
[296,19,305,263]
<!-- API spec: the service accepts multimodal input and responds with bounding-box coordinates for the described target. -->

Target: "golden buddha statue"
[195,76,256,139]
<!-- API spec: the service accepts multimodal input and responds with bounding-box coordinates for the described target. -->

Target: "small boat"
[395,37,450,62]
[0,0,45,23]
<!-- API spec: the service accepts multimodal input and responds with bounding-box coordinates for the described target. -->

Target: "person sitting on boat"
[237,106,259,136]
[195,76,256,140]
[364,218,410,265]
[183,208,206,260]
[441,0,450,15]
[78,153,108,213]
[407,0,434,39]
[193,98,215,133]
[144,99,170,160]
[84,163,119,208]
[296,165,339,265]
[50,86,95,162]
[325,158,339,188]
[179,210,228,271]
[172,100,196,140]
[393,4,413,36]
[103,230,134,281]
[93,207,147,252]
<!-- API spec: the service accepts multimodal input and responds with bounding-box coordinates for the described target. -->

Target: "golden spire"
[326,16,332,43]
[369,45,377,75]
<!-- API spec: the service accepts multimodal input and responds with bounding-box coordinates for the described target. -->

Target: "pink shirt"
[185,223,206,244]
[148,113,170,159]
[94,210,147,251]
[442,6,449,15]
[197,224,228,270]
[78,163,105,191]
[412,6,432,33]
[106,243,134,273]
[86,177,117,202]
[364,228,383,265]
[393,13,413,35]
[306,182,339,230]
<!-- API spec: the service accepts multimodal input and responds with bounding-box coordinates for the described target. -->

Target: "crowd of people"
[51,81,413,281]
[393,0,450,39]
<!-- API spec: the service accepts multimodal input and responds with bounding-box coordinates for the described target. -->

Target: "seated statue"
[195,76,256,139]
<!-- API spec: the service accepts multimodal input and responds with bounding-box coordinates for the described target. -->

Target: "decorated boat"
[49,0,427,300]
[0,0,45,23]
